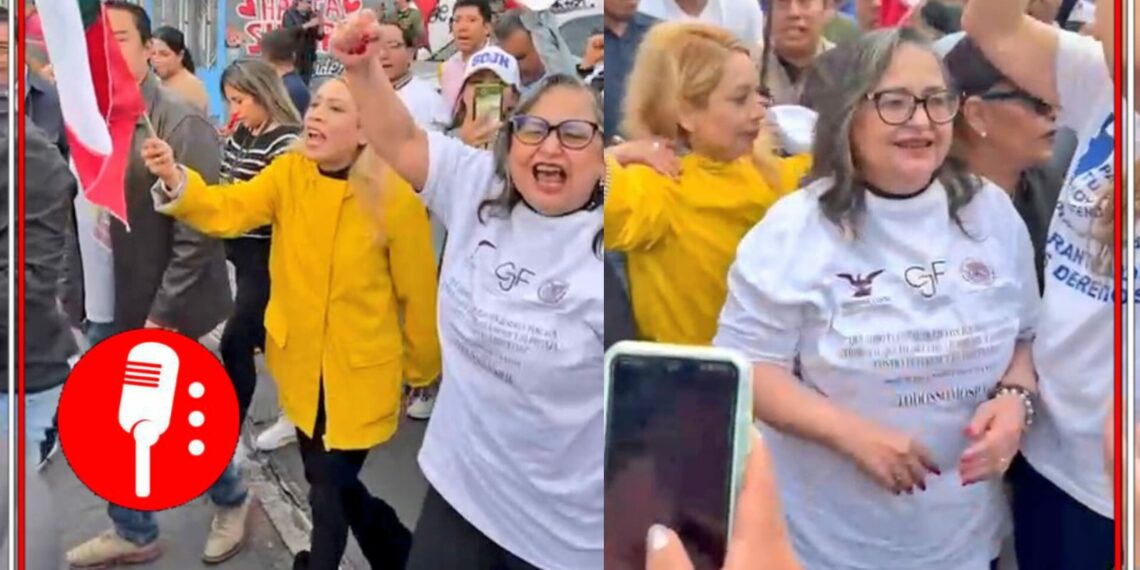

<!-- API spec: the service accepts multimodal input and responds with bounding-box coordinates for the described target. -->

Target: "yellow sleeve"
[159,157,285,238]
[385,178,443,387]
[773,154,813,195]
[603,155,675,252]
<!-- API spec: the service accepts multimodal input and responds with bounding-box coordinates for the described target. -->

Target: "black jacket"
[24,122,79,393]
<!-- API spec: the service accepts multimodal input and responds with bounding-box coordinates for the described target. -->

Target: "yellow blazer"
[159,152,442,449]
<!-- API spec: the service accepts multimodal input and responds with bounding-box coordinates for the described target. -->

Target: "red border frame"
[1113,0,1123,565]
[6,3,1130,569]
[16,0,27,567]
[1112,0,1121,565]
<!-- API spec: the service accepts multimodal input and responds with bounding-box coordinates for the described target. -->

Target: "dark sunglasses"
[976,90,1055,116]
[509,116,600,150]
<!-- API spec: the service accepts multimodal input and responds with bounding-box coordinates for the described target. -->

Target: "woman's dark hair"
[477,74,604,257]
[808,27,980,238]
[154,26,195,73]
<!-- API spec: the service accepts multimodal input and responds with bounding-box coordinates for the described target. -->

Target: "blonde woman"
[604,22,811,345]
[140,77,442,570]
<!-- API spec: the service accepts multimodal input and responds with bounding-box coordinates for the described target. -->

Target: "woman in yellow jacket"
[140,77,441,570]
[605,22,812,345]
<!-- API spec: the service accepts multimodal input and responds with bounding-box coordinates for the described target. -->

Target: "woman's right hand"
[140,137,181,189]
[838,419,941,495]
[460,116,502,148]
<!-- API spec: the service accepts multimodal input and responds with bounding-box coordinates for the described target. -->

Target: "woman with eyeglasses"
[604,22,812,346]
[941,36,1062,292]
[715,28,1039,569]
[331,10,604,570]
[964,0,1116,566]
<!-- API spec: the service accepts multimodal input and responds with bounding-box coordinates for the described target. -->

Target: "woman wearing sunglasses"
[964,0,1116,566]
[941,36,1062,292]
[331,10,604,570]
[715,28,1039,569]
[604,22,811,346]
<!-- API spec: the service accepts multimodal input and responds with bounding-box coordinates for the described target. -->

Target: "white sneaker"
[407,388,436,420]
[255,415,297,451]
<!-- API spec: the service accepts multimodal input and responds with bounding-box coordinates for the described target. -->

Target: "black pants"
[221,238,270,425]
[1009,455,1113,570]
[406,486,540,570]
[297,390,411,569]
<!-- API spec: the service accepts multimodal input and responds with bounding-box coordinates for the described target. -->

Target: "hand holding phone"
[473,83,506,122]
[604,342,753,570]
[645,431,801,570]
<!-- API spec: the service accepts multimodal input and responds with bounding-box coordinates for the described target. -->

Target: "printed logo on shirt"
[903,261,947,298]
[537,280,570,305]
[496,263,536,292]
[836,270,884,298]
[960,259,995,287]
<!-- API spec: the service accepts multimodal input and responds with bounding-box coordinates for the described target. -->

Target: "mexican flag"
[38,0,145,226]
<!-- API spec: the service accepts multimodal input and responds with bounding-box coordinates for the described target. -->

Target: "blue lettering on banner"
[1045,231,1112,303]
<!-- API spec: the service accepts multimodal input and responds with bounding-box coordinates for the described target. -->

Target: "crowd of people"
[25,0,604,568]
[16,0,1121,568]
[604,0,1117,569]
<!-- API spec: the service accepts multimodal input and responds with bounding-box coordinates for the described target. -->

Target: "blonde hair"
[620,21,781,187]
[292,76,395,245]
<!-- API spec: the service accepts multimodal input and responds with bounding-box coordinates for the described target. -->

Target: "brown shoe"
[202,495,252,564]
[66,530,161,569]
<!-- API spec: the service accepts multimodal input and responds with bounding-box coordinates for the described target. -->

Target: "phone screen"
[473,84,505,122]
[604,354,740,570]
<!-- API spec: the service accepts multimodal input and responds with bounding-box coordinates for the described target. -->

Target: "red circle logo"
[58,329,240,511]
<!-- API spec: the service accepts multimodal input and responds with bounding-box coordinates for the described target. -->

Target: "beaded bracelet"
[989,384,1036,427]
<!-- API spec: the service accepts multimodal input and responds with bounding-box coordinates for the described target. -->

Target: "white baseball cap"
[464,46,521,88]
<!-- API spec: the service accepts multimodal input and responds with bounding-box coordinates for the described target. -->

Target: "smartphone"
[603,342,753,570]
[473,83,505,122]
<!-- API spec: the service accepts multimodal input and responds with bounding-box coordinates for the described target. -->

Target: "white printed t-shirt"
[636,0,764,46]
[1019,30,1115,519]
[416,132,604,570]
[715,179,1039,570]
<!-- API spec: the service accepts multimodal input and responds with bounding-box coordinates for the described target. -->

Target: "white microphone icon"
[118,342,180,498]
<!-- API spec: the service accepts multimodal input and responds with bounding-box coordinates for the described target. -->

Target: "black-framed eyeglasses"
[976,90,1055,117]
[866,89,960,126]
[509,116,600,150]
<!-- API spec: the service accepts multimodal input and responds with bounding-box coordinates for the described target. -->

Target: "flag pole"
[142,113,157,138]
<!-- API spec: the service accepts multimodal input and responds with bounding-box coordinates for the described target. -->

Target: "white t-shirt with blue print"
[1020,31,1115,519]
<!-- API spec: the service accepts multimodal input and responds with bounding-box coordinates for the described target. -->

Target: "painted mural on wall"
[224,0,373,75]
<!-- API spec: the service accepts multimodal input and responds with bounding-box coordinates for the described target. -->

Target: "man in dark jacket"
[21,121,76,570]
[282,0,325,85]
[66,4,242,568]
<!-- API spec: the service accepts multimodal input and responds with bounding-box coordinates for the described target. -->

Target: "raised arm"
[141,136,280,238]
[961,0,1060,104]
[333,9,431,190]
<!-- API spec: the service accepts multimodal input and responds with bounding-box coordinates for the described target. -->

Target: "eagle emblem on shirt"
[836,270,885,298]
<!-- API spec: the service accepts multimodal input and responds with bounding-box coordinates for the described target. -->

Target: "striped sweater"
[221,124,301,238]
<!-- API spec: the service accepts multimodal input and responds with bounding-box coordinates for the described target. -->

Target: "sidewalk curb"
[240,440,362,570]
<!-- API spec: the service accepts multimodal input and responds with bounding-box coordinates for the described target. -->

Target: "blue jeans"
[0,383,62,454]
[109,462,248,545]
